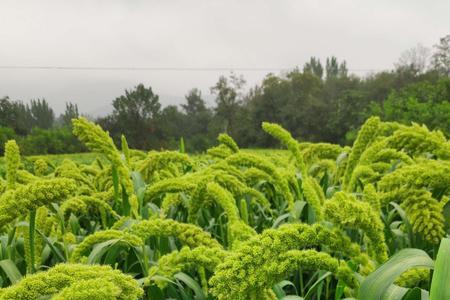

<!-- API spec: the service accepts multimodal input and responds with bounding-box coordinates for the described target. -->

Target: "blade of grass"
[430,238,450,300]
[0,259,22,284]
[358,249,434,300]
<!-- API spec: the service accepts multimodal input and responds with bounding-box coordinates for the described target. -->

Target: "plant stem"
[29,209,36,273]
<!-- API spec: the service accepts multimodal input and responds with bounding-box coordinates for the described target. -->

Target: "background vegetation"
[1,35,449,155]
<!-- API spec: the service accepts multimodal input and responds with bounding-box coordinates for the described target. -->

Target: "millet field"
[0,116,449,300]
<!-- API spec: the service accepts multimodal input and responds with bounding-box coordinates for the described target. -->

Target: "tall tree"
[181,88,214,151]
[0,97,14,128]
[395,44,430,75]
[60,102,79,127]
[210,73,246,135]
[303,57,324,79]
[182,88,207,115]
[431,34,450,76]
[111,84,161,149]
[30,99,54,129]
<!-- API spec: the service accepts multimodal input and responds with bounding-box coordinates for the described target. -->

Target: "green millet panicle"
[0,178,76,229]
[362,184,380,212]
[144,177,197,203]
[70,230,143,262]
[72,117,134,196]
[0,263,143,300]
[33,159,48,177]
[386,123,450,159]
[395,267,431,288]
[5,140,20,190]
[129,218,222,249]
[209,223,360,299]
[148,246,228,288]
[217,133,240,153]
[300,142,346,164]
[207,144,234,159]
[121,134,131,166]
[205,182,256,244]
[262,122,307,176]
[343,116,380,191]
[138,151,192,180]
[324,191,388,263]
[301,176,324,221]
[226,153,295,211]
[52,278,121,300]
[60,195,120,221]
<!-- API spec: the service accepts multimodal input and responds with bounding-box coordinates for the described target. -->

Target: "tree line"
[1,35,449,155]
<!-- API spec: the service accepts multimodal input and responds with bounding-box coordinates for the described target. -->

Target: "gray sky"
[0,0,449,115]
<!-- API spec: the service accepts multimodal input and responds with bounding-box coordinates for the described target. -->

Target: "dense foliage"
[0,116,449,299]
[1,35,449,154]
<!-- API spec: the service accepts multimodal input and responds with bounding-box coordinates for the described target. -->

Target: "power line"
[0,65,384,72]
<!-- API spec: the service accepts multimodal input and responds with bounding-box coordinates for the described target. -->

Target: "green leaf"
[430,238,450,300]
[381,284,408,300]
[304,271,332,300]
[0,259,22,284]
[358,248,434,300]
[442,201,450,225]
[273,280,298,298]
[280,296,304,300]
[35,229,66,262]
[87,239,121,264]
[401,287,428,300]
[173,272,206,300]
[131,171,146,193]
[272,213,291,228]
[179,137,185,153]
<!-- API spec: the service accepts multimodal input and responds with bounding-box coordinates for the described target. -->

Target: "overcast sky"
[0,0,449,115]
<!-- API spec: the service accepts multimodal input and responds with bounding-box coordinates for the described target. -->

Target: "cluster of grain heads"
[209,223,360,299]
[207,133,240,158]
[386,122,450,159]
[378,161,449,244]
[129,218,223,249]
[204,182,256,245]
[72,117,134,199]
[226,152,295,210]
[137,150,193,181]
[217,133,240,153]
[148,246,228,288]
[0,178,76,229]
[70,229,143,262]
[33,158,48,177]
[342,116,380,191]
[60,195,120,223]
[0,116,448,299]
[0,264,143,300]
[262,122,306,175]
[144,177,197,203]
[300,176,325,220]
[324,191,388,263]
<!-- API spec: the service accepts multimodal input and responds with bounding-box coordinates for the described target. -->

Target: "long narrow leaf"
[0,259,22,284]
[430,238,450,300]
[358,249,434,300]
[174,272,206,300]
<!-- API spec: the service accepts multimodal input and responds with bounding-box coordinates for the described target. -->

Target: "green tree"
[110,84,161,149]
[60,102,79,127]
[367,78,450,134]
[210,73,246,136]
[181,89,214,151]
[29,99,54,129]
[303,57,324,79]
